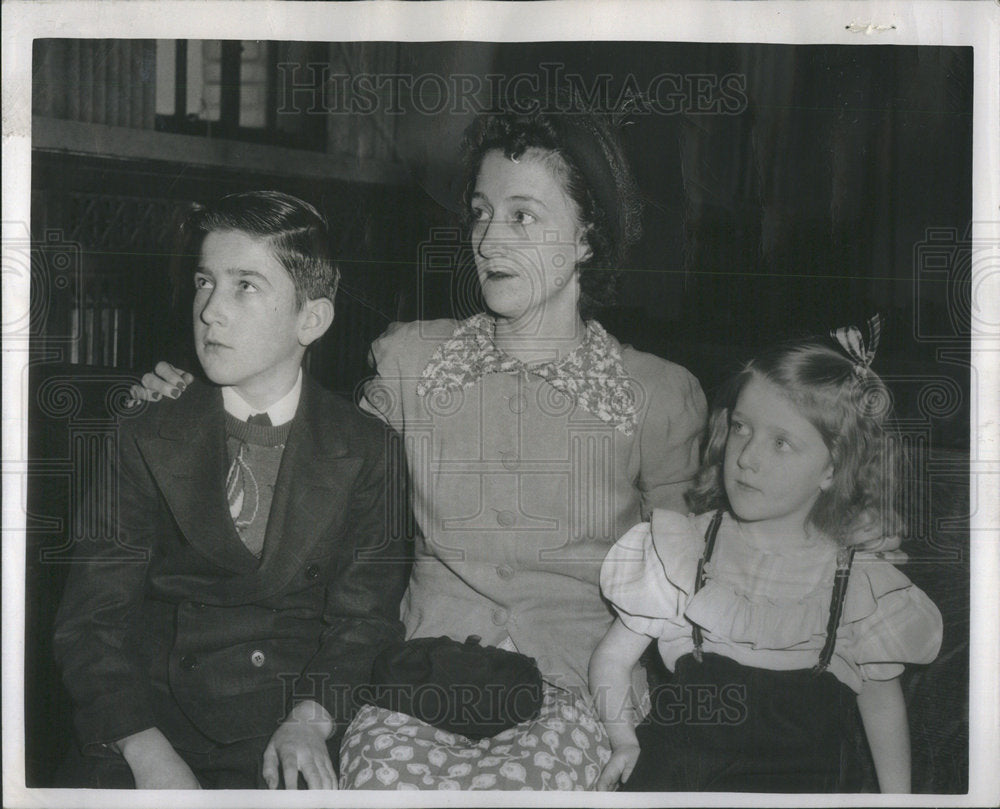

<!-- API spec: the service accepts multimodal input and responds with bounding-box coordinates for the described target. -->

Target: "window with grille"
[154,40,326,150]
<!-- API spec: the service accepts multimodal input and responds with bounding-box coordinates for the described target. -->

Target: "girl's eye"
[512,210,537,226]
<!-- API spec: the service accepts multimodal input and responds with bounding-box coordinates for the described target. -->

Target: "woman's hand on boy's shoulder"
[128,362,194,405]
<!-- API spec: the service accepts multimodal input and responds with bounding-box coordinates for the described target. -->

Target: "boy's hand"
[262,700,337,790]
[596,743,640,791]
[128,362,194,404]
[117,727,201,789]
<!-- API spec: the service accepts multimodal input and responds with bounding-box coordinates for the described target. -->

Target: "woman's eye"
[775,438,791,451]
[729,420,748,435]
[238,280,259,293]
[194,275,212,290]
[470,206,489,222]
[512,210,536,226]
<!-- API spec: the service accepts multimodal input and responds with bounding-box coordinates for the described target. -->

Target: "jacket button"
[250,649,266,667]
[491,607,509,626]
[180,655,198,671]
[496,564,514,580]
[496,510,516,528]
[305,564,320,580]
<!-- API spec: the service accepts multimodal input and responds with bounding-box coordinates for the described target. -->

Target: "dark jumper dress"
[623,511,863,793]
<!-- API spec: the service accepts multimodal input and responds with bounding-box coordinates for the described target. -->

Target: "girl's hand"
[857,677,910,792]
[596,743,640,791]
[129,362,194,404]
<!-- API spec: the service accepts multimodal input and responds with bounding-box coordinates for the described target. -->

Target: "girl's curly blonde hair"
[686,338,906,546]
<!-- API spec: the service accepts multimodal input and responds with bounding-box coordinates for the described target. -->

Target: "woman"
[339,99,706,791]
[139,97,707,790]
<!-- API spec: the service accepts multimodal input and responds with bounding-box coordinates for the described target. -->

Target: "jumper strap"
[691,509,724,663]
[811,546,856,674]
[689,511,856,674]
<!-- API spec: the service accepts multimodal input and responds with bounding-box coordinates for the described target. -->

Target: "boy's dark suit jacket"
[54,375,408,758]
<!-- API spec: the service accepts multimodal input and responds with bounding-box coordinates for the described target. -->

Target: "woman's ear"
[575,228,593,266]
[819,464,835,492]
[298,297,335,347]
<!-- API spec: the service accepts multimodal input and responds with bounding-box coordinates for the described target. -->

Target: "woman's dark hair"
[461,94,643,317]
[182,190,339,307]
[686,338,906,545]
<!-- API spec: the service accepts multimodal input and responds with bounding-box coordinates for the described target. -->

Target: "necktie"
[227,413,271,552]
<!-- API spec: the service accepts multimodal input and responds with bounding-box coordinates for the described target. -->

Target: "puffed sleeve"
[600,510,703,639]
[842,557,944,683]
[361,319,458,431]
[632,356,707,516]
[359,321,412,431]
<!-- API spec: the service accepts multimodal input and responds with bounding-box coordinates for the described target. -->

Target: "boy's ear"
[297,297,335,347]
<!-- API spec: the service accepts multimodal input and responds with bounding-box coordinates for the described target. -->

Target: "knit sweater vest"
[224,413,293,559]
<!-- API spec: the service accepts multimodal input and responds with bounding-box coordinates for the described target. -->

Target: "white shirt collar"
[221,369,302,426]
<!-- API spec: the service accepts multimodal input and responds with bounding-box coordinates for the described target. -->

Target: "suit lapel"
[137,376,361,604]
[249,375,360,599]
[139,384,259,576]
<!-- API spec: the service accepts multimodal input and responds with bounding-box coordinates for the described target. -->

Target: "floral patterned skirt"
[339,684,610,790]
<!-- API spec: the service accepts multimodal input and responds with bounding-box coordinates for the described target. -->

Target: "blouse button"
[250,649,266,668]
[491,607,509,626]
[496,564,514,580]
[305,564,320,580]
[496,510,516,528]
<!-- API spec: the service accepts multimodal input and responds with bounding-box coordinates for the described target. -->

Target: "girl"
[590,322,942,793]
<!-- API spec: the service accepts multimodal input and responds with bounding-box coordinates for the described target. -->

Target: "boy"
[53,191,407,789]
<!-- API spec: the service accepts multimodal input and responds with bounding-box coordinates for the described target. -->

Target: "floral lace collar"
[416,313,639,435]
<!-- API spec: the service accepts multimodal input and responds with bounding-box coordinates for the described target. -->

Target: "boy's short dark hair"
[183,190,339,307]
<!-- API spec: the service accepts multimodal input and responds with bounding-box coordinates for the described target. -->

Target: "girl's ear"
[703,406,731,466]
[298,297,335,347]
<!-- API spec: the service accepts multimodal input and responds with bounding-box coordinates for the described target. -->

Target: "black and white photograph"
[3,1,998,806]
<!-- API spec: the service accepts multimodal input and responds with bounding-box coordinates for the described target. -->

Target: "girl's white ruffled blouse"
[600,509,943,693]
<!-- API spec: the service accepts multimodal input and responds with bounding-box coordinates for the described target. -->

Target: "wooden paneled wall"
[33,40,157,128]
